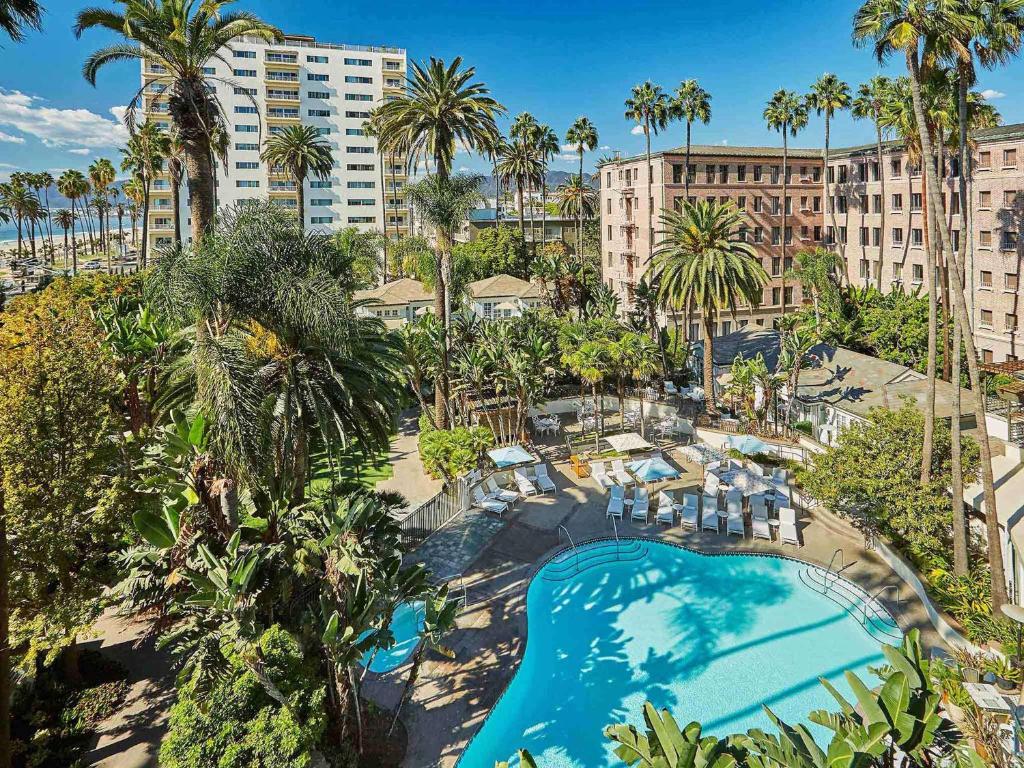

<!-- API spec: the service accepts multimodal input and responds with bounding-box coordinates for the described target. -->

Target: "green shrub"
[159,626,327,768]
[792,420,813,436]
[418,426,494,480]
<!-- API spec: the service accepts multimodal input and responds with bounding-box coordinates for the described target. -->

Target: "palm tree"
[565,116,598,255]
[88,157,116,254]
[649,200,769,416]
[785,246,842,324]
[165,130,186,245]
[854,0,1011,608]
[362,107,391,278]
[554,174,597,235]
[624,81,670,269]
[806,73,851,276]
[56,170,89,274]
[851,76,892,290]
[763,89,809,316]
[563,341,607,451]
[120,120,168,267]
[510,113,541,248]
[496,137,543,241]
[669,79,712,200]
[0,0,40,42]
[627,333,660,437]
[377,55,502,429]
[75,0,281,244]
[0,180,32,259]
[122,176,143,249]
[260,124,334,228]
[534,123,560,253]
[54,208,75,265]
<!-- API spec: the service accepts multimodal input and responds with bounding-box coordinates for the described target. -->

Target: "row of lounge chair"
[471,464,558,516]
[606,487,800,545]
[591,456,662,489]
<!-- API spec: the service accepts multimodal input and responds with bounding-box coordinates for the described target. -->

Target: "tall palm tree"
[807,73,851,275]
[75,0,281,244]
[624,81,670,270]
[669,79,712,200]
[0,180,32,259]
[377,55,503,429]
[854,0,1010,608]
[260,124,334,228]
[363,107,391,279]
[56,170,89,274]
[496,138,543,241]
[649,200,769,416]
[88,157,116,253]
[565,116,598,256]
[851,76,893,290]
[555,174,597,233]
[534,123,560,253]
[122,176,143,250]
[0,0,40,42]
[54,208,75,265]
[165,129,186,245]
[510,113,541,248]
[763,89,809,316]
[120,119,168,267]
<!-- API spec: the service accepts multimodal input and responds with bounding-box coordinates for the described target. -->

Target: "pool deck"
[363,454,945,768]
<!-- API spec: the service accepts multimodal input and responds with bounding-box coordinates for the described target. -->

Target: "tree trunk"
[172,173,182,246]
[70,203,78,276]
[433,242,450,430]
[578,149,584,256]
[645,120,653,269]
[517,182,525,238]
[703,313,717,417]
[389,646,424,736]
[182,140,216,246]
[43,187,54,265]
[684,121,692,201]
[824,114,845,279]
[920,164,937,487]
[908,50,1007,607]
[295,172,306,229]
[141,176,151,269]
[876,117,886,290]
[781,132,789,315]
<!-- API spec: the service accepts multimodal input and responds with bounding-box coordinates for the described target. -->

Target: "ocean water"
[458,540,893,768]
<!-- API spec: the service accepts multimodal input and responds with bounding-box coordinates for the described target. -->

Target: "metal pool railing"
[395,477,469,546]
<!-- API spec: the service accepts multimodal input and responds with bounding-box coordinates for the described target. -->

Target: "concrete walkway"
[378,410,443,513]
[83,612,176,768]
[363,457,945,768]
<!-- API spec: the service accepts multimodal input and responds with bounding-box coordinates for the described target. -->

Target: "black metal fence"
[396,480,467,546]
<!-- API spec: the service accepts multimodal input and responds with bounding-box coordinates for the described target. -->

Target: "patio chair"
[702,473,721,497]
[749,493,768,521]
[680,493,699,529]
[534,464,557,493]
[607,486,625,519]
[778,506,800,546]
[727,502,745,537]
[701,494,720,532]
[485,476,519,505]
[752,513,771,541]
[611,459,634,486]
[631,488,650,522]
[656,491,676,525]
[706,460,722,474]
[725,489,743,516]
[772,467,790,487]
[472,485,507,516]
[513,469,539,497]
[664,381,679,396]
[749,460,766,477]
[591,461,614,490]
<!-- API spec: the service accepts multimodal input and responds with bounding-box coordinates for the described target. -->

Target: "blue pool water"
[458,540,895,768]
[361,601,424,673]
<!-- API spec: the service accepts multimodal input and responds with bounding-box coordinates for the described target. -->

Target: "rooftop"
[354,277,432,305]
[465,273,544,300]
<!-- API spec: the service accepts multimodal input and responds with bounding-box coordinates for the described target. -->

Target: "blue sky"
[1,0,1022,181]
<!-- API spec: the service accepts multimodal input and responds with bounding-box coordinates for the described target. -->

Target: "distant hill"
[473,171,598,197]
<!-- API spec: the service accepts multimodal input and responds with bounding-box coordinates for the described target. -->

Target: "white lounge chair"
[656,491,676,525]
[680,493,699,529]
[534,464,557,493]
[631,488,650,522]
[485,476,519,505]
[591,461,614,490]
[513,469,539,497]
[725,490,744,537]
[772,467,790,487]
[472,485,507,515]
[749,461,766,477]
[701,494,720,532]
[607,486,625,518]
[703,473,721,497]
[778,506,800,545]
[749,493,768,521]
[611,459,634,486]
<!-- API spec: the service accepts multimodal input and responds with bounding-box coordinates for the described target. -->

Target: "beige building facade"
[600,146,824,337]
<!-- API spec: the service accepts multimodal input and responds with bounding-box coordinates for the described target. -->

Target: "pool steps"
[542,539,648,581]
[799,565,903,642]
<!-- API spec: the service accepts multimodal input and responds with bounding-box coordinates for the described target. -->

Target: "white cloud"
[0,130,24,144]
[719,139,729,146]
[630,125,645,135]
[980,88,1006,100]
[457,165,471,172]
[0,89,130,149]
[67,148,91,155]
[560,143,576,153]
[599,145,611,151]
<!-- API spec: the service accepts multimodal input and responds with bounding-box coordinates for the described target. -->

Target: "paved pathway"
[378,410,443,513]
[407,510,507,582]
[83,612,175,768]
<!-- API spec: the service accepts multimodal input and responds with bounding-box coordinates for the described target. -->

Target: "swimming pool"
[361,601,424,673]
[458,539,898,768]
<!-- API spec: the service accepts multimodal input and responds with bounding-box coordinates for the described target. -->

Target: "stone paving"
[407,509,508,582]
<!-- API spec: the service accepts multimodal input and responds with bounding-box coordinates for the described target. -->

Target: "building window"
[979,190,992,208]
[347,163,374,171]
[343,57,372,66]
[1002,231,1019,251]
[737,196,746,210]
[345,93,373,101]
[911,228,923,246]
[771,287,781,305]
[235,124,258,133]
[235,142,258,151]
[345,127,364,135]
[236,180,260,188]
[892,193,903,211]
[1007,273,1019,290]
[980,230,993,247]
[234,86,257,95]
[233,49,255,58]
[813,225,822,241]
[912,263,924,283]
[307,54,329,63]
[345,75,372,84]
[892,227,903,245]
[891,158,902,177]
[718,164,728,183]
[753,226,763,243]
[234,105,257,114]
[1006,190,1020,207]
[980,309,993,327]
[1007,314,1018,332]
[771,227,781,245]
[910,192,922,211]
[705,165,715,183]
[980,270,993,288]
[348,216,376,224]
[737,165,747,182]
[978,151,991,169]
[307,91,331,99]
[308,73,330,81]
[233,68,256,77]
[753,165,762,182]
[346,146,373,154]
[309,109,331,117]
[310,180,334,189]
[235,161,259,169]
[310,216,334,224]
[1004,148,1017,167]
[753,196,762,213]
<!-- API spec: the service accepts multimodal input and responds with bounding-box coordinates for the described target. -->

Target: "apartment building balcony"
[265,88,300,103]
[266,108,301,123]
[264,52,299,68]
[265,71,300,85]
[269,184,298,195]
[620,184,635,197]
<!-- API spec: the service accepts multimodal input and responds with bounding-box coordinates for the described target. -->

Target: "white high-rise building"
[140,33,408,250]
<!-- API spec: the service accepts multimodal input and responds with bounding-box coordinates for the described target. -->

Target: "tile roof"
[466,273,544,300]
[354,277,433,305]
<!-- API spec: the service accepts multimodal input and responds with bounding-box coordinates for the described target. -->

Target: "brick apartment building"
[600,122,1024,362]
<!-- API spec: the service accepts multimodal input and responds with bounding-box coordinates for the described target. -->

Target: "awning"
[488,444,535,468]
[604,432,653,453]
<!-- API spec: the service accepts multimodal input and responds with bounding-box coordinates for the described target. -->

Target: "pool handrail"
[863,584,901,628]
[558,525,580,572]
[824,548,845,589]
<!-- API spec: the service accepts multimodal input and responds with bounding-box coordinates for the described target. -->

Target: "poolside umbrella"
[677,443,727,481]
[627,457,680,483]
[488,444,535,469]
[603,432,653,454]
[726,434,770,456]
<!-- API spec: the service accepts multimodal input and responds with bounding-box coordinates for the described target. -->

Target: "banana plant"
[744,706,888,768]
[495,750,538,768]
[604,702,747,768]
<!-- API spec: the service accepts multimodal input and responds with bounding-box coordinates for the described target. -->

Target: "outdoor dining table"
[963,682,1013,719]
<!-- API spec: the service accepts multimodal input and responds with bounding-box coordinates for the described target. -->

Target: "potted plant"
[985,655,1019,692]
[953,648,983,683]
